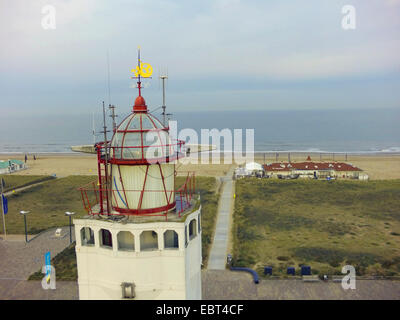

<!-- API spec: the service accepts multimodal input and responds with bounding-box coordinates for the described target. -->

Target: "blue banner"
[1,194,7,215]
[45,251,51,279]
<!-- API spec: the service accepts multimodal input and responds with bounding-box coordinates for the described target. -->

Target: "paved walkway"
[202,270,400,300]
[2,269,399,300]
[0,227,74,280]
[0,280,78,300]
[0,226,76,299]
[3,179,53,197]
[207,169,234,270]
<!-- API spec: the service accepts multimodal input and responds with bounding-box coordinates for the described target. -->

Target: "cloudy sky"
[1,0,399,115]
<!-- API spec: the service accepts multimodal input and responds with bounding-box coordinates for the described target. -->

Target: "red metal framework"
[90,140,190,216]
[78,171,195,220]
[78,49,196,219]
[107,111,186,165]
[88,111,188,217]
[96,140,185,164]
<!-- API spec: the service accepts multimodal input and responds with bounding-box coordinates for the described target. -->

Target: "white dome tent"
[234,162,264,179]
[245,162,263,172]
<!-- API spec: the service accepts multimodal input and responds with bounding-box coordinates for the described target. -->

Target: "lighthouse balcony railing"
[78,171,195,219]
[96,140,186,162]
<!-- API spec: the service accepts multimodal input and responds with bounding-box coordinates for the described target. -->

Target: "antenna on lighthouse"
[160,71,168,126]
[100,101,111,215]
[137,47,142,96]
[131,46,153,99]
[109,104,117,132]
[107,50,112,106]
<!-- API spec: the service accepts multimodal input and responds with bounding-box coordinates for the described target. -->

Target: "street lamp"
[19,210,30,243]
[65,211,75,244]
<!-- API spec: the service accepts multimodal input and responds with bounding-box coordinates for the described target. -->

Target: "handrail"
[78,171,196,217]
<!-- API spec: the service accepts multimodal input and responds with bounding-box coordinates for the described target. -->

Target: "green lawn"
[29,243,77,281]
[2,176,96,234]
[233,179,400,278]
[0,174,55,193]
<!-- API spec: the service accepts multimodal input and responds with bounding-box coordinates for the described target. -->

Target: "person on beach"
[24,154,27,163]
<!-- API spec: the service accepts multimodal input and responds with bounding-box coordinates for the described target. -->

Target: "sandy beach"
[0,153,234,178]
[1,152,399,180]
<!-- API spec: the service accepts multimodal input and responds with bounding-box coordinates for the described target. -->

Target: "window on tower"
[80,227,95,246]
[140,230,158,251]
[117,231,135,251]
[100,229,113,249]
[164,230,179,249]
[189,219,197,240]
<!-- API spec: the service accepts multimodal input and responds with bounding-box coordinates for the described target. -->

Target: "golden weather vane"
[131,46,153,78]
[130,46,153,96]
[131,60,153,78]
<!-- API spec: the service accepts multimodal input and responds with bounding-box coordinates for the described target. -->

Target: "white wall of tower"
[73,207,202,300]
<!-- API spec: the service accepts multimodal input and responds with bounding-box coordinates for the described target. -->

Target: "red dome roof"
[133,95,147,112]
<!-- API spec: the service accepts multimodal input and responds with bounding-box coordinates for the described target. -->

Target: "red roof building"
[264,162,361,172]
[263,162,366,180]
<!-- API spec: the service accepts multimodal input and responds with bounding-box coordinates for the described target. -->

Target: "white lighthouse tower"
[74,50,202,300]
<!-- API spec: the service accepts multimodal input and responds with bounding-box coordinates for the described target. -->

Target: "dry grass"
[29,243,77,281]
[233,178,400,278]
[0,174,55,192]
[2,176,97,234]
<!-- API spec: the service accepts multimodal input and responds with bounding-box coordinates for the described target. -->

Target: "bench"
[302,275,320,282]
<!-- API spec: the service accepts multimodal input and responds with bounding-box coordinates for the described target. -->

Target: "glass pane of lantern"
[122,132,142,159]
[141,115,155,129]
[158,130,170,156]
[143,131,163,158]
[118,116,133,131]
[148,114,164,129]
[143,131,159,146]
[112,133,124,158]
[127,114,141,130]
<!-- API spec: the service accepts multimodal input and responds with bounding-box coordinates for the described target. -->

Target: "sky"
[0,0,399,116]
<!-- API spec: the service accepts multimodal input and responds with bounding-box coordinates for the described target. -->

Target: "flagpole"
[1,183,6,240]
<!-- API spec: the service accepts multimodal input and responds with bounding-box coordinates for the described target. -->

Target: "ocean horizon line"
[1,150,400,156]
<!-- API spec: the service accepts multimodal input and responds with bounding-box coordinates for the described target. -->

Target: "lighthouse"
[74,50,202,300]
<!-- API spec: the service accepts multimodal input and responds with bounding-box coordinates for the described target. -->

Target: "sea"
[0,108,399,155]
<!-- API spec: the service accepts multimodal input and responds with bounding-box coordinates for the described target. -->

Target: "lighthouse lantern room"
[74,50,202,300]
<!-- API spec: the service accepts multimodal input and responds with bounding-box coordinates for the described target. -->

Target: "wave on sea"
[0,143,76,154]
[2,143,400,155]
